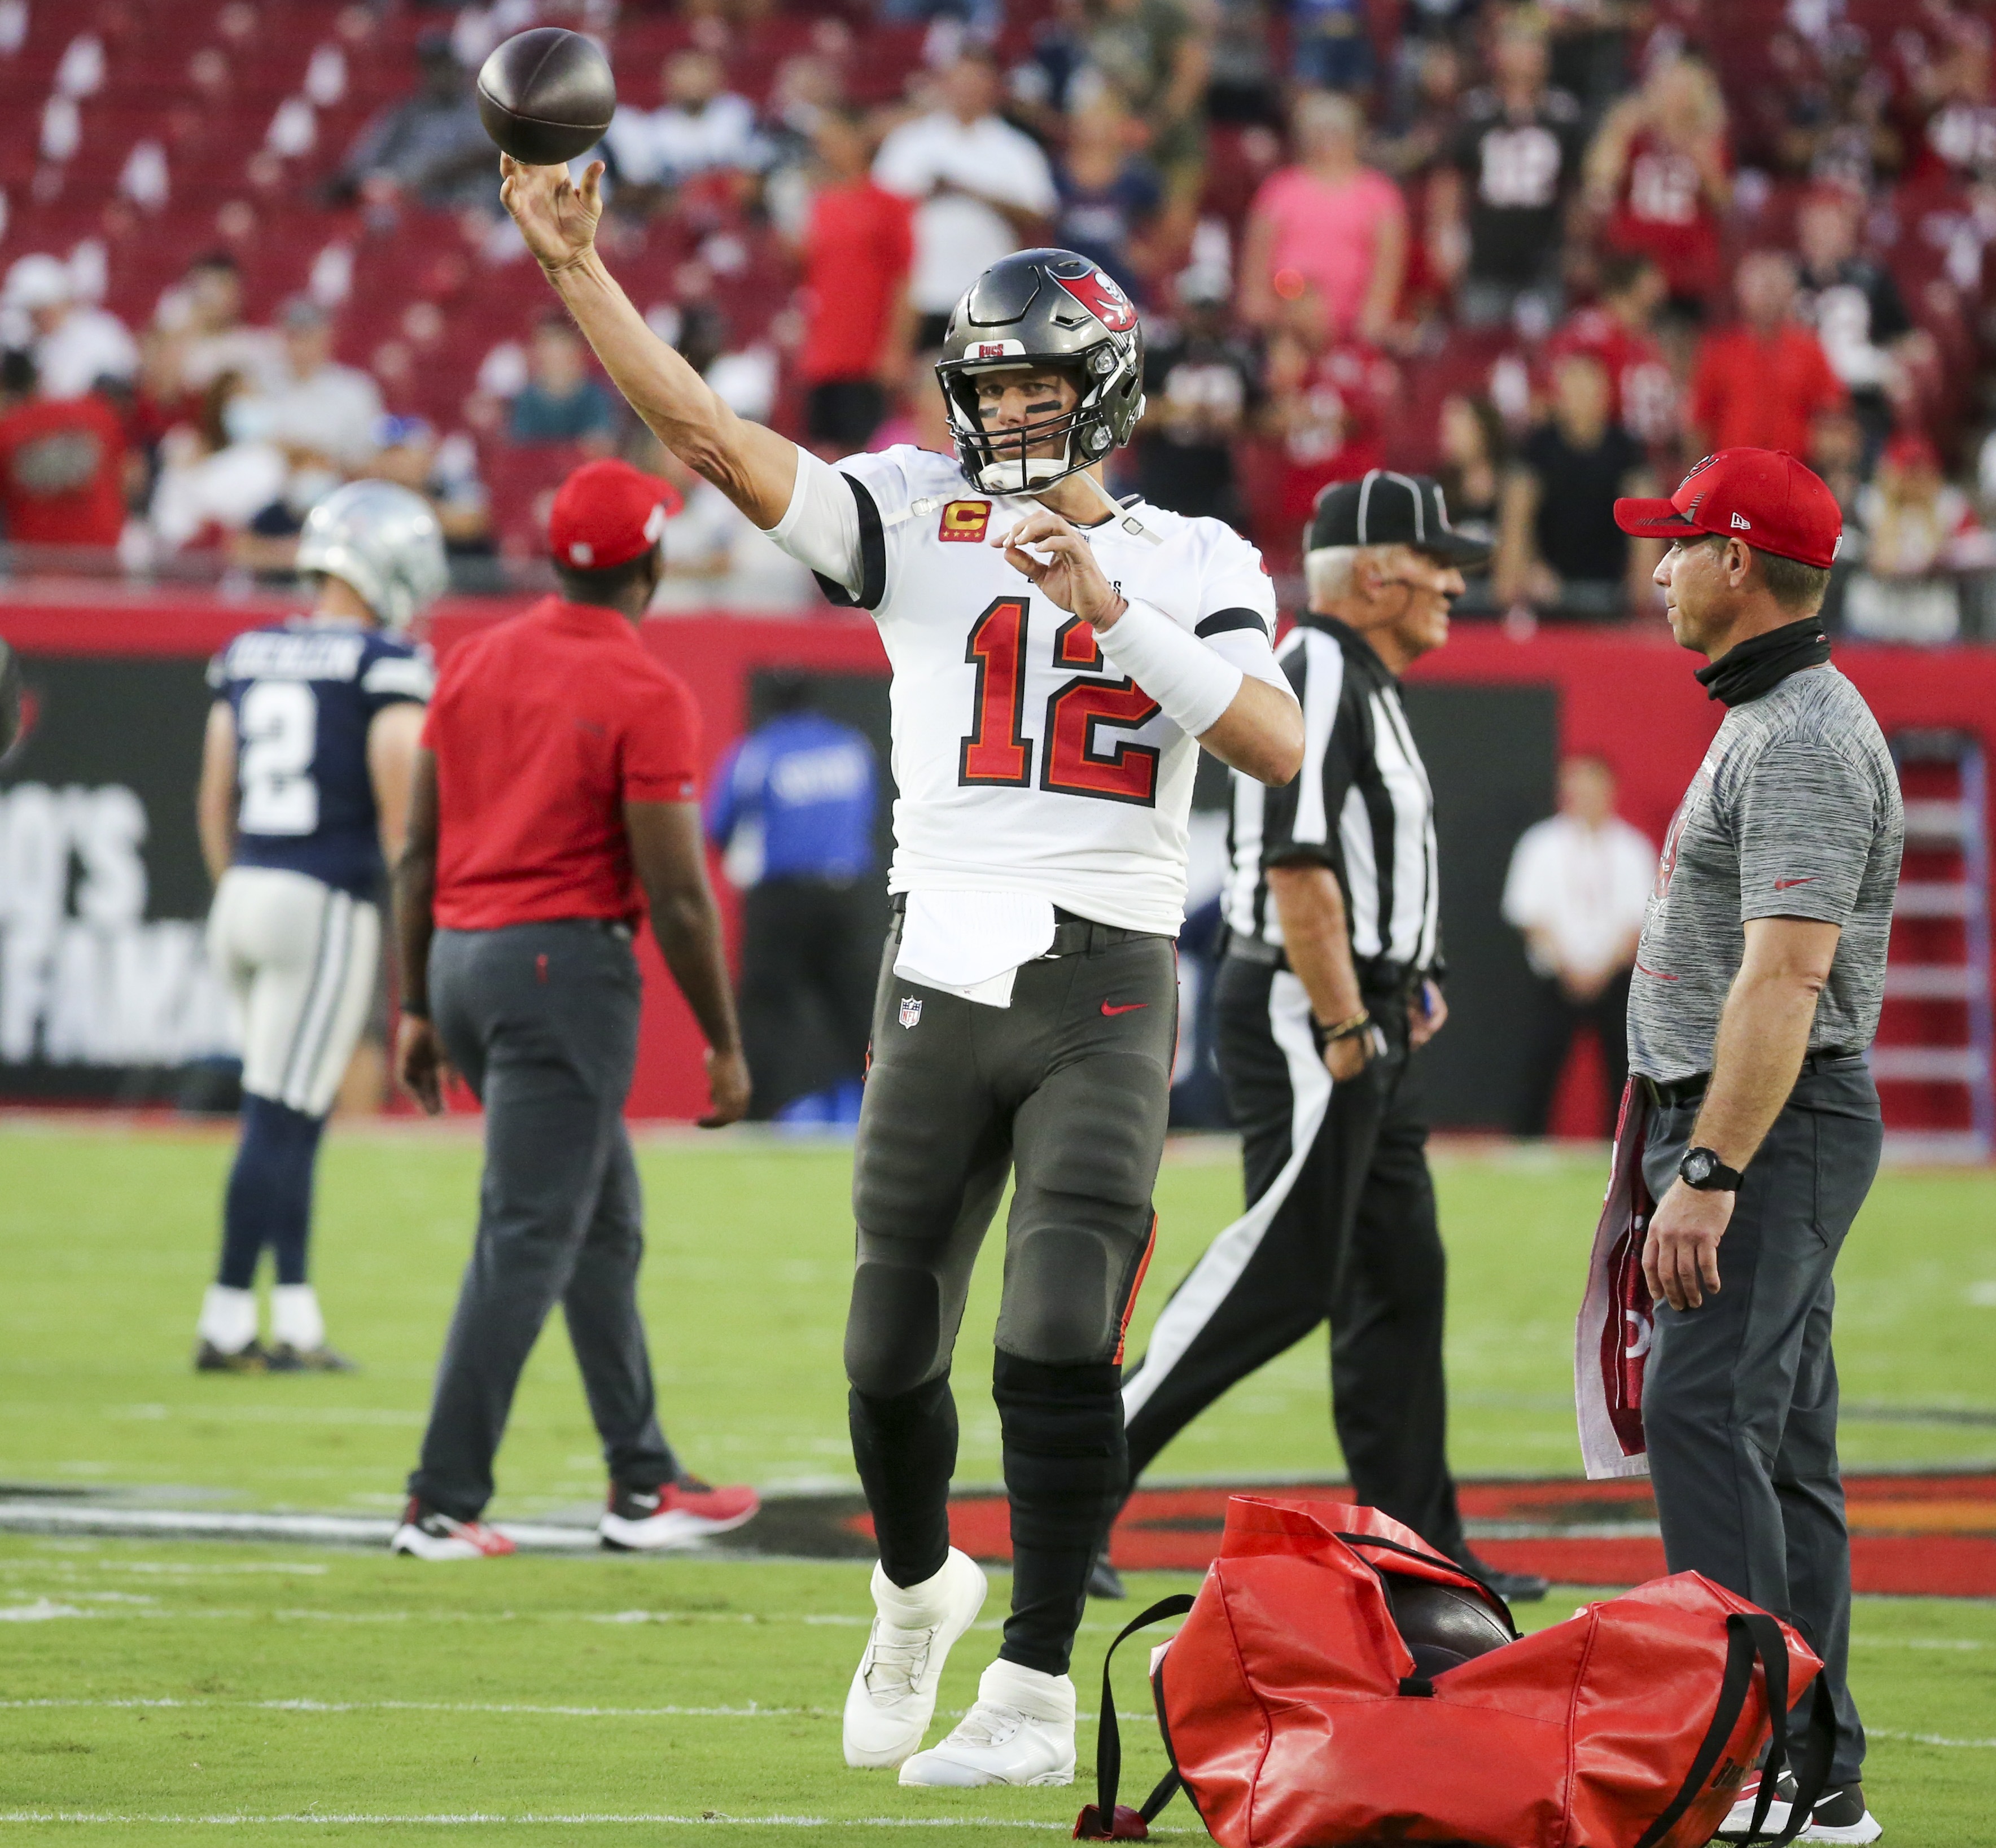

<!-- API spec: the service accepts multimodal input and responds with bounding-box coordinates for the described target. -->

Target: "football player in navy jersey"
[194,481,449,1372]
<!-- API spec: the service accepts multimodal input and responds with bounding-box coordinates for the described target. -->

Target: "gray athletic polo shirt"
[1627,663,1903,1081]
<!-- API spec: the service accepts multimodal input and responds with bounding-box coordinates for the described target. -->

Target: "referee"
[1614,450,1901,1845]
[1108,473,1546,1605]
[390,459,759,1561]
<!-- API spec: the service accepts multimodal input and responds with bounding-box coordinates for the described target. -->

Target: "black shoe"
[195,1339,269,1373]
[1087,1550,1127,1600]
[266,1342,358,1373]
[1457,1549,1548,1604]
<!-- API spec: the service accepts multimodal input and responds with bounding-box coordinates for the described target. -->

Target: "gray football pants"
[846,913,1175,1675]
[1642,1056,1882,1787]
[408,920,679,1520]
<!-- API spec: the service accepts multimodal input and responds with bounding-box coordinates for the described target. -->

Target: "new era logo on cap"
[1615,449,1840,568]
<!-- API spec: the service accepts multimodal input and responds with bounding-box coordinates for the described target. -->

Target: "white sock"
[873,1548,966,1625]
[977,1657,1075,1723]
[198,1285,258,1354]
[270,1284,324,1352]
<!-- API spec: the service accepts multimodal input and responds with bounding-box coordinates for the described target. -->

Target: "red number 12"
[958,598,1162,806]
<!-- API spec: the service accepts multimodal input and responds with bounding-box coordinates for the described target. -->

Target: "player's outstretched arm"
[501,156,799,528]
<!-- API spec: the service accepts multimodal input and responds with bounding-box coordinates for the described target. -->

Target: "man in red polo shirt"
[389,458,756,1561]
[1688,251,1846,459]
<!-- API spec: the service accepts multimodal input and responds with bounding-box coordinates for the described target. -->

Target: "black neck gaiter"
[1694,617,1832,707]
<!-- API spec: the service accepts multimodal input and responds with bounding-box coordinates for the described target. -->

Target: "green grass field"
[1,1120,1993,1844]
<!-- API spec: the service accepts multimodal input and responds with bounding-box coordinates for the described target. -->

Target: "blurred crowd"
[4,0,1996,637]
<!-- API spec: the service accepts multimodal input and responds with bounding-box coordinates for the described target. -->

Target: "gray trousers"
[1641,1057,1881,1786]
[408,920,677,1519]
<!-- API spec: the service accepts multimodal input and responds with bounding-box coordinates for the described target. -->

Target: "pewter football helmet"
[295,480,449,632]
[936,248,1146,496]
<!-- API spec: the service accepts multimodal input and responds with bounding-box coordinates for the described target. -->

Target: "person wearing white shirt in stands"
[873,50,1058,347]
[603,50,765,191]
[1501,753,1654,1136]
[1,254,138,402]
[240,299,385,477]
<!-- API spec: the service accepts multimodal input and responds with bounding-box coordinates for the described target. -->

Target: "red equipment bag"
[1076,1497,1833,1848]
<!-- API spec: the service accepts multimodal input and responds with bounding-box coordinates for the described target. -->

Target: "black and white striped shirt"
[1223,613,1441,978]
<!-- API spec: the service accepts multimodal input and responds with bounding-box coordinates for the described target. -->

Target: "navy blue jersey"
[209,619,434,897]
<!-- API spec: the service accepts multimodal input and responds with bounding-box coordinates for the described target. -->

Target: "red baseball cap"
[1613,448,1842,569]
[547,459,684,570]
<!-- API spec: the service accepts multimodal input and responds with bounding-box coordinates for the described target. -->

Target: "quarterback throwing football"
[502,155,1302,1789]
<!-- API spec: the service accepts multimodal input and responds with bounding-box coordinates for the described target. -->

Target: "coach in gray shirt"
[1614,450,1901,1846]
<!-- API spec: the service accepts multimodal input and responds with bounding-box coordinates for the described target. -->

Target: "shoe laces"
[863,1621,936,1699]
[943,1700,1026,1750]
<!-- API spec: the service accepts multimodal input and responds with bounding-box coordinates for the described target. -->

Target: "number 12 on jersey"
[958,598,1163,807]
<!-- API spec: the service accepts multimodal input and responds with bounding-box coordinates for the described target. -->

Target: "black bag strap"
[1073,1593,1196,1842]
[1634,1611,1837,1848]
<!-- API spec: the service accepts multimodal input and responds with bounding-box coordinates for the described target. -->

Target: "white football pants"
[208,866,380,1119]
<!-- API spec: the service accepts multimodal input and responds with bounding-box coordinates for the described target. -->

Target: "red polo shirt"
[1688,323,1845,457]
[423,598,701,931]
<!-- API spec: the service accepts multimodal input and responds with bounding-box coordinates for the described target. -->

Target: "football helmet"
[295,480,449,633]
[936,248,1145,496]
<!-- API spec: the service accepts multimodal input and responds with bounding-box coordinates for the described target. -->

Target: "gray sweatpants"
[407,920,678,1520]
[1641,1056,1881,1786]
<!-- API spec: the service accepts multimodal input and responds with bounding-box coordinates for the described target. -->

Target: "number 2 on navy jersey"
[238,680,319,835]
[958,598,1163,806]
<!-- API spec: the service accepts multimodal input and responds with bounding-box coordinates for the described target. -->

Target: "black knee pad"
[991,1350,1124,1458]
[844,1260,944,1400]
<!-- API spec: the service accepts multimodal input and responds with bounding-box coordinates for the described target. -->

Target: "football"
[1381,1574,1515,1679]
[475,27,616,167]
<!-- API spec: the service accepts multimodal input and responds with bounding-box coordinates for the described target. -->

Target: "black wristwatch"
[1679,1146,1743,1193]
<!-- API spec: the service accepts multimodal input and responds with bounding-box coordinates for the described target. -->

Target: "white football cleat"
[896,1657,1078,1788]
[842,1547,988,1770]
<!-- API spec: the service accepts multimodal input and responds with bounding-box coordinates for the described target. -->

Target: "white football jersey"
[770,444,1283,934]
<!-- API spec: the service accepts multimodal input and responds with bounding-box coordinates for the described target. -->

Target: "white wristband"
[1091,597,1244,738]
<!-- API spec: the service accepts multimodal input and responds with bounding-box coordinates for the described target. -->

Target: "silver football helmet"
[295,480,449,632]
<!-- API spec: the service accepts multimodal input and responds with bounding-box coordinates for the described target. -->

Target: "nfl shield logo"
[898,996,923,1029]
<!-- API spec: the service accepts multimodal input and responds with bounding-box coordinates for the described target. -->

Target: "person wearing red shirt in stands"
[1542,252,1679,448]
[796,110,914,457]
[1584,55,1732,316]
[390,458,757,1563]
[1259,291,1394,559]
[0,352,128,551]
[1688,251,1846,458]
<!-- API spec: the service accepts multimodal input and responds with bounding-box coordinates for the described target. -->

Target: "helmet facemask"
[939,335,1141,496]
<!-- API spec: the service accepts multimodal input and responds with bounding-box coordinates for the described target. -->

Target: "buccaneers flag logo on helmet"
[1053,266,1137,332]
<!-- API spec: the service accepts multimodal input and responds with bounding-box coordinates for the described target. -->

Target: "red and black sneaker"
[389,1497,516,1561]
[598,1477,761,1551]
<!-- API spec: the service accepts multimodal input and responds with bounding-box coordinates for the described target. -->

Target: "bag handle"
[1073,1593,1196,1842]
[1632,1611,1837,1848]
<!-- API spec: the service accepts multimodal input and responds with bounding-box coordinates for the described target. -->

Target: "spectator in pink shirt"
[1238,92,1407,343]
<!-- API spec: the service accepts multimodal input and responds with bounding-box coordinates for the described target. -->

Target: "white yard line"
[0,1815,1158,1831]
[0,1697,1156,1723]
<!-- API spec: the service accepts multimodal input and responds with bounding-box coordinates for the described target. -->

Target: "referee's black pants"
[1120,954,1466,1561]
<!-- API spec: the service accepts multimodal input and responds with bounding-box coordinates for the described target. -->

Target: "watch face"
[1684,1151,1714,1184]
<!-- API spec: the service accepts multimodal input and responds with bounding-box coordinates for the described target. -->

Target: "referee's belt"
[1224,931,1421,995]
[888,895,1165,957]
[1637,1046,1863,1110]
